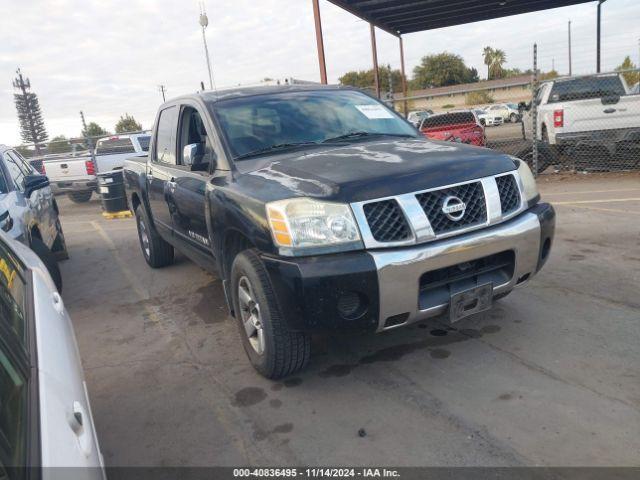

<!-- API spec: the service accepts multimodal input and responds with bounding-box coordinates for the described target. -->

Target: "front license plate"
[99,186,109,194]
[450,283,493,323]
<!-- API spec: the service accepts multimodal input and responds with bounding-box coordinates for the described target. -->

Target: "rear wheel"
[31,237,62,292]
[67,191,92,203]
[231,249,310,379]
[510,113,518,123]
[134,205,174,268]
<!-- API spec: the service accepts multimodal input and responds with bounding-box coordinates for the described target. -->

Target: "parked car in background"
[124,86,554,378]
[41,151,97,203]
[0,145,67,291]
[474,108,503,127]
[420,110,486,146]
[94,132,150,172]
[486,103,521,123]
[407,109,434,127]
[0,231,104,476]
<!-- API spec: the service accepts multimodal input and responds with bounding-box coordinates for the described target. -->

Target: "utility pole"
[158,85,166,102]
[80,111,97,168]
[199,2,214,90]
[568,20,572,76]
[387,63,393,105]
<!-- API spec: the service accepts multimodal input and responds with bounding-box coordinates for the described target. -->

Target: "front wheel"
[510,113,518,123]
[231,249,310,379]
[134,205,174,268]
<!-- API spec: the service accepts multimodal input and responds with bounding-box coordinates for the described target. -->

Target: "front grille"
[496,174,521,215]
[416,181,487,234]
[418,251,515,310]
[363,199,411,242]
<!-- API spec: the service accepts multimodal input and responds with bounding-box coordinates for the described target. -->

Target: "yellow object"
[267,206,292,246]
[101,210,133,220]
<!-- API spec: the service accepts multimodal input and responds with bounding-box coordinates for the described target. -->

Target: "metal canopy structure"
[325,0,593,36]
[311,0,602,113]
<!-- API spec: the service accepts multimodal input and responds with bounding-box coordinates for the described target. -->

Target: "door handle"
[603,108,616,114]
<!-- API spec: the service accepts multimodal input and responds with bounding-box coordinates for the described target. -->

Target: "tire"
[30,237,62,292]
[510,113,518,123]
[517,141,556,174]
[67,191,92,203]
[541,125,549,144]
[231,249,311,379]
[51,218,69,260]
[480,119,486,126]
[134,204,174,268]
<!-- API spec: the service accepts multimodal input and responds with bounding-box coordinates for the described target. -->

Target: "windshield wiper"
[322,131,415,143]
[234,141,319,160]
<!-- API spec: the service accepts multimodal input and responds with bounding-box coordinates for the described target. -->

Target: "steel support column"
[312,0,328,84]
[399,35,408,115]
[597,0,607,73]
[370,24,380,98]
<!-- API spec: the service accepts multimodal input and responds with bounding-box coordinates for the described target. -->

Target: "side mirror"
[182,143,204,167]
[24,174,49,197]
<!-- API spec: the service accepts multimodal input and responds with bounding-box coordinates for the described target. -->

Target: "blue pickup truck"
[124,85,555,378]
[0,144,67,291]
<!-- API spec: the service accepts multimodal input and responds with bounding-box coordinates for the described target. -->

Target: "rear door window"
[154,107,178,165]
[548,76,626,103]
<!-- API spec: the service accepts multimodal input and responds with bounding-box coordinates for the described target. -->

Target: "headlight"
[515,158,539,205]
[266,198,363,256]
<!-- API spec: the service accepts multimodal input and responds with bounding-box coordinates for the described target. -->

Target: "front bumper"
[262,203,555,333]
[50,179,97,194]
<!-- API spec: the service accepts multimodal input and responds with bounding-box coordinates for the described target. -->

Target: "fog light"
[337,291,367,320]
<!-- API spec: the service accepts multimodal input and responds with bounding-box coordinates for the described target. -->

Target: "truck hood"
[235,138,517,203]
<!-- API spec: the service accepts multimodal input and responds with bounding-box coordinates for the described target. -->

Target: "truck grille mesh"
[496,174,521,215]
[416,182,487,234]
[363,199,411,242]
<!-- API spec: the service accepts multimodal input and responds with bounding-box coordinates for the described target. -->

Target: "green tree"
[13,68,48,154]
[83,122,109,139]
[339,66,406,93]
[540,70,559,81]
[115,113,142,133]
[48,135,72,154]
[411,52,478,89]
[615,56,640,87]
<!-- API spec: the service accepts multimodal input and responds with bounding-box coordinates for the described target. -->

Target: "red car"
[419,111,486,146]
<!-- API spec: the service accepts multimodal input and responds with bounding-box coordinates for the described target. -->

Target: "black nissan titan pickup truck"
[124,85,555,379]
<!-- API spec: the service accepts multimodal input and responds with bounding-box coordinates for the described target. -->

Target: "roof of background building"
[395,74,532,100]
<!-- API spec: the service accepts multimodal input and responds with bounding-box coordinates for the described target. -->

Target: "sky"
[0,0,638,146]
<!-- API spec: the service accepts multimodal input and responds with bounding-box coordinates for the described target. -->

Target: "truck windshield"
[212,90,417,160]
[548,76,626,103]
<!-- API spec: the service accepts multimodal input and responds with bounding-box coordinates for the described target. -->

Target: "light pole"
[597,0,608,73]
[199,2,214,90]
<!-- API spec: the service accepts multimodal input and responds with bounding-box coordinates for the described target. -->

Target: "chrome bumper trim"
[368,211,542,332]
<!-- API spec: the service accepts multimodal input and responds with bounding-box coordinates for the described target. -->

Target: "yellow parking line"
[553,197,640,205]
[90,220,158,322]
[544,188,640,196]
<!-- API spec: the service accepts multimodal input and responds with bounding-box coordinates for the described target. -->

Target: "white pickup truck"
[44,132,150,203]
[523,73,640,169]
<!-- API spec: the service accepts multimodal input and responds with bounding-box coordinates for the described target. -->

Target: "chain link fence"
[394,43,640,176]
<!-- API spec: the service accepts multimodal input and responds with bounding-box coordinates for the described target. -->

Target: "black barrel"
[97,170,128,213]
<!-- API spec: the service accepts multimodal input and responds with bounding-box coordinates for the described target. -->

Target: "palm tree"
[483,46,494,79]
[490,49,507,79]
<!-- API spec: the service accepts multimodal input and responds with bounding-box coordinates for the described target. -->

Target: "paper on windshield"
[355,104,394,119]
